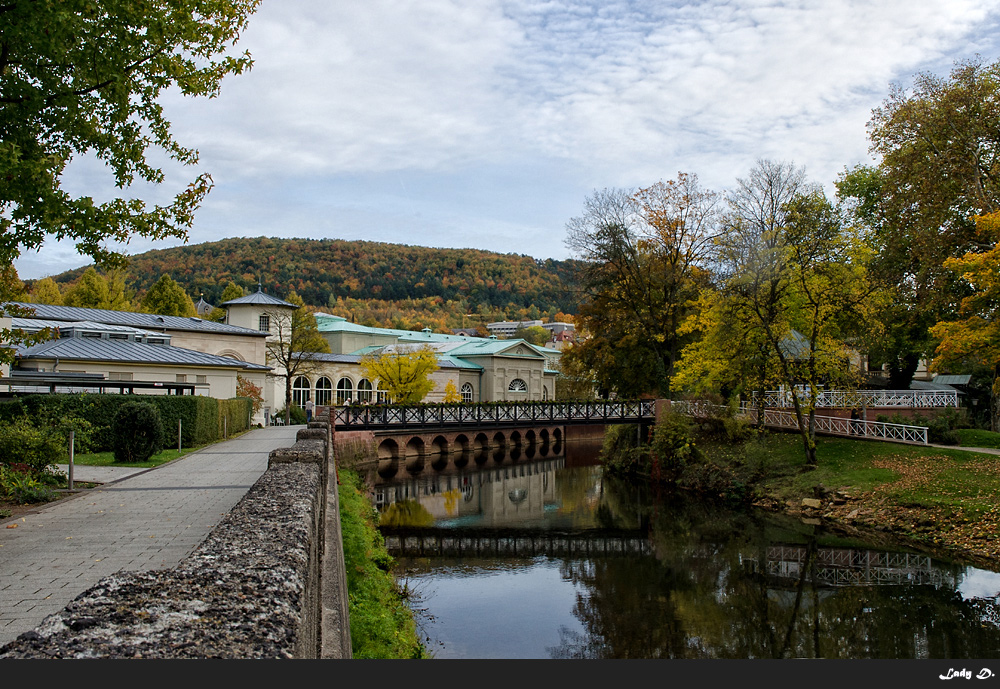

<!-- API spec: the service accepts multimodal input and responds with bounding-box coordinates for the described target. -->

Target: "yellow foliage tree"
[930,211,1000,430]
[360,346,439,404]
[442,379,461,403]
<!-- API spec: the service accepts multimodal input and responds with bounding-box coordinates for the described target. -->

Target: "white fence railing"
[673,400,929,445]
[752,389,958,409]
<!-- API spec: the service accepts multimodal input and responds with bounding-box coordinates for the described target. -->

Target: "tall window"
[375,381,389,403]
[508,378,527,392]
[357,378,374,404]
[315,377,333,406]
[461,382,474,403]
[292,376,310,407]
[258,314,270,332]
[337,377,354,404]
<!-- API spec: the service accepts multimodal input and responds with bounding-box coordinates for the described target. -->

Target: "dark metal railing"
[330,399,657,430]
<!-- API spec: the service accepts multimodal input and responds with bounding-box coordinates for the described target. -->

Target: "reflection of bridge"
[754,546,959,588]
[381,527,653,558]
[332,400,657,431]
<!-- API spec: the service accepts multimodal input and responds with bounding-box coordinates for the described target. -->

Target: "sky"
[13,0,1000,281]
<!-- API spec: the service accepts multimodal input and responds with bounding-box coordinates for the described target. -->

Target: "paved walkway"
[0,425,301,647]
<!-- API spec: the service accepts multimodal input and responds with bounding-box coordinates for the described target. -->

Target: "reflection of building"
[373,457,565,527]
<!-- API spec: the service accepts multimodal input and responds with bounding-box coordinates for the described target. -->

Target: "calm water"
[373,439,1000,659]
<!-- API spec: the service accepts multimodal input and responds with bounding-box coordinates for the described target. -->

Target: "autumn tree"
[564,173,720,397]
[0,1,260,270]
[677,170,875,465]
[930,211,1000,430]
[29,277,63,305]
[442,380,462,403]
[141,274,196,317]
[236,374,265,417]
[360,346,439,404]
[264,292,331,424]
[838,56,1000,386]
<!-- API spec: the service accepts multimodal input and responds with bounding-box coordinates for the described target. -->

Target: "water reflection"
[377,441,1000,659]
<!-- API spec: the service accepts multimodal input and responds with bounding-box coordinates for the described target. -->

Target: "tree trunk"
[992,365,1000,433]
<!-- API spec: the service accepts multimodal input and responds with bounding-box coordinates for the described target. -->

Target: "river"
[373,437,1000,659]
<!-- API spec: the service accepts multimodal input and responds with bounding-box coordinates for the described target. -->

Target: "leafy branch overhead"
[0,0,261,268]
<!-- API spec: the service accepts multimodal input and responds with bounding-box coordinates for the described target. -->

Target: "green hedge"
[0,394,253,452]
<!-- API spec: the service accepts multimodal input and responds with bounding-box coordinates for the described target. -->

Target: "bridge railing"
[752,389,958,408]
[673,400,929,444]
[331,399,657,429]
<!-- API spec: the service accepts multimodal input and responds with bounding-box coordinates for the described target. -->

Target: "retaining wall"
[0,420,351,659]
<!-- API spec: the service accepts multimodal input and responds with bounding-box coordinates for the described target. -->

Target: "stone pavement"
[0,425,300,647]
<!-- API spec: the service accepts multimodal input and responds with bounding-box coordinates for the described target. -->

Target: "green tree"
[61,266,136,310]
[838,56,1000,386]
[141,274,196,317]
[210,281,245,322]
[360,346,439,404]
[62,267,109,308]
[264,292,331,425]
[564,174,720,397]
[29,277,63,305]
[0,0,260,269]
[514,325,550,346]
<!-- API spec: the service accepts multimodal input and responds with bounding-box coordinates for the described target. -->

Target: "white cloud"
[15,0,1000,279]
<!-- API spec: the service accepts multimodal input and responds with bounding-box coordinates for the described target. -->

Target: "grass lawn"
[750,431,1000,509]
[955,428,1000,449]
[67,447,195,469]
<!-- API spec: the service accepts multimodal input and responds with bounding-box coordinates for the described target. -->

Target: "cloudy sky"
[14,0,1000,280]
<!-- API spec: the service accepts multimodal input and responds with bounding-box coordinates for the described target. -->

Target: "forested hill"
[47,237,583,318]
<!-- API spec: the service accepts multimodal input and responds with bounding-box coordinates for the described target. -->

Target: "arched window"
[357,378,374,403]
[292,376,311,407]
[461,382,474,403]
[314,377,333,406]
[375,380,389,403]
[337,377,354,404]
[508,378,527,392]
[542,385,549,401]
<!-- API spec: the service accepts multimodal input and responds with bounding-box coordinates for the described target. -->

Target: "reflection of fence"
[752,389,959,409]
[760,546,958,588]
[673,401,929,445]
[332,400,656,430]
[381,528,652,558]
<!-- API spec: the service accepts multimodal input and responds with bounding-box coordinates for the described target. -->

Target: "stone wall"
[0,420,351,659]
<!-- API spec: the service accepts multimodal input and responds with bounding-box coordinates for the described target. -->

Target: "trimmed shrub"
[112,402,164,463]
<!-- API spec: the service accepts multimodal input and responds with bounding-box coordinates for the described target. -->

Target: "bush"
[274,405,307,425]
[0,417,65,472]
[112,402,164,463]
[649,412,701,481]
[600,423,649,477]
[0,465,53,503]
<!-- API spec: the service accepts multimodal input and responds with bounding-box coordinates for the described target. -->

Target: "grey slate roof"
[5,302,268,337]
[220,288,296,309]
[15,338,270,370]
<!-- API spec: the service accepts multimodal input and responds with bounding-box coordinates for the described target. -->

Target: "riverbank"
[745,432,1000,570]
